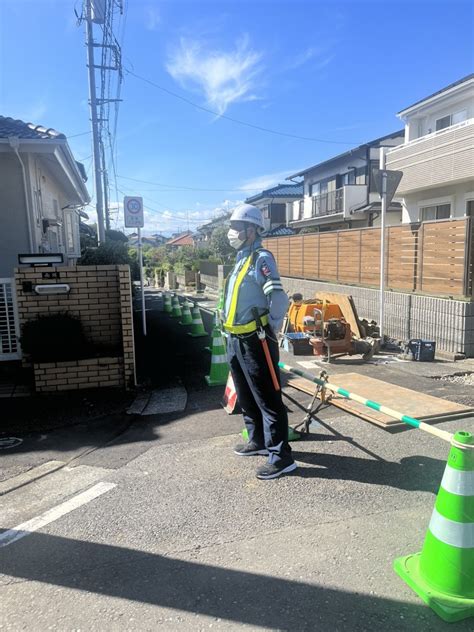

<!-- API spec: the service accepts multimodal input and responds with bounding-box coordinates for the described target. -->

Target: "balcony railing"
[386,119,474,194]
[312,188,343,216]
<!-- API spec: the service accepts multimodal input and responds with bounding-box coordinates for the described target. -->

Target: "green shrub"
[79,242,140,280]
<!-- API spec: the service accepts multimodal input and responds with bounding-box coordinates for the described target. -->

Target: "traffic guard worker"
[222,204,297,480]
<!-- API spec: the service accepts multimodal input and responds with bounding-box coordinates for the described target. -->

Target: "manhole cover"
[0,437,23,449]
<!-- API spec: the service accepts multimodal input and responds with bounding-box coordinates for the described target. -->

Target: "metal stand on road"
[124,196,146,337]
[372,155,403,345]
[282,370,329,434]
[138,227,147,336]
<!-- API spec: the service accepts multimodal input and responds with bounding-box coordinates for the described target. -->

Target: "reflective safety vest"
[222,248,269,335]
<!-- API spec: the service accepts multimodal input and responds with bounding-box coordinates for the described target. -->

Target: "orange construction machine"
[287,299,343,334]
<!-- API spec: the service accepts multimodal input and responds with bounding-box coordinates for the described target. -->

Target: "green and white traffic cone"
[394,431,474,622]
[171,297,182,319]
[163,293,172,314]
[179,301,193,325]
[205,327,229,386]
[188,306,207,338]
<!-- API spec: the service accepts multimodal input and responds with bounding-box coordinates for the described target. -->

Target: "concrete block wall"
[281,277,474,357]
[200,273,219,291]
[15,264,135,388]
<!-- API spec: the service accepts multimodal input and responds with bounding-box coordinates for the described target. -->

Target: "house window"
[420,204,451,221]
[466,200,474,217]
[48,229,59,252]
[343,171,355,185]
[63,209,80,257]
[369,160,380,193]
[309,182,320,197]
[435,110,467,131]
[435,115,451,132]
[355,166,366,185]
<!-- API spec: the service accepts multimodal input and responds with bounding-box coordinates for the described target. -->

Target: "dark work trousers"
[227,326,292,464]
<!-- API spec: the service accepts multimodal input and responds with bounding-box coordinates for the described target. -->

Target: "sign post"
[372,159,403,344]
[124,196,146,336]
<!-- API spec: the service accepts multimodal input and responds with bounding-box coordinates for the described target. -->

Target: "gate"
[0,279,21,360]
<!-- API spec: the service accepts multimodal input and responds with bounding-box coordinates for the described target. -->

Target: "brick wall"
[34,357,124,392]
[14,264,135,389]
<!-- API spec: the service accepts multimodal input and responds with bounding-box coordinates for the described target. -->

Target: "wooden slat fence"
[263,218,473,298]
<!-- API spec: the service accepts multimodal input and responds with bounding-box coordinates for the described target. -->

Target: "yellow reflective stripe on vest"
[224,314,269,334]
[224,254,253,329]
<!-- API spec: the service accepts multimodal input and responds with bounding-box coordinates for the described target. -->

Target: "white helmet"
[230,204,265,230]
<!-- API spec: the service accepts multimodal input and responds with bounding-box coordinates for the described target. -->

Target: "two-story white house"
[386,74,474,223]
[287,130,405,232]
[0,116,90,361]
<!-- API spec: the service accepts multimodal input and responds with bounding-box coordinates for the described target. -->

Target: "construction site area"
[1,1,473,628]
[3,282,474,630]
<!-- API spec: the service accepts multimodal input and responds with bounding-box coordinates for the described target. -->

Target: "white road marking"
[0,481,116,548]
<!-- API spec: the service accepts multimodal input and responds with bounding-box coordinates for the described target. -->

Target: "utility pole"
[100,139,111,231]
[85,0,106,244]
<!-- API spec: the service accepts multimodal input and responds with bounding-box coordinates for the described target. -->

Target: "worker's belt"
[223,314,269,335]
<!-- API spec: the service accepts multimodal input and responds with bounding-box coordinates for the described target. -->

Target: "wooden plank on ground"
[287,373,473,430]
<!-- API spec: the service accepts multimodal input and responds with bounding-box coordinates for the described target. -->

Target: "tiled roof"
[197,212,232,232]
[246,183,303,203]
[263,225,296,237]
[0,116,66,140]
[166,232,194,246]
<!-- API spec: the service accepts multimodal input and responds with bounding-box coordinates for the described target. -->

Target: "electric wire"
[125,69,362,146]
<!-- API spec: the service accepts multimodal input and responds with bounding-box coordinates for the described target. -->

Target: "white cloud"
[166,36,263,115]
[285,46,335,71]
[287,47,321,70]
[145,5,161,31]
[239,170,298,192]
[314,55,334,70]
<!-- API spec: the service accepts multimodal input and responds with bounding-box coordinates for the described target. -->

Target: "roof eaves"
[286,129,404,179]
[397,74,474,116]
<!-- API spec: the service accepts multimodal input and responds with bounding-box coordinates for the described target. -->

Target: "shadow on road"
[292,450,444,493]
[0,531,463,631]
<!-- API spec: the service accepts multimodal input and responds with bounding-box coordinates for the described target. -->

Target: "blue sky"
[1,0,473,235]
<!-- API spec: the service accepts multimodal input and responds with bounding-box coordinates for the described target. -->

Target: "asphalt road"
[1,288,473,631]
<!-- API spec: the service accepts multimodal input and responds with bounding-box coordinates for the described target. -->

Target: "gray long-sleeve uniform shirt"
[223,240,289,333]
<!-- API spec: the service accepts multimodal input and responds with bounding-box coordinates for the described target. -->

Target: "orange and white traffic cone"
[222,373,241,414]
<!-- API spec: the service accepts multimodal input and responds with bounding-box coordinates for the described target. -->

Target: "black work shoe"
[234,442,269,456]
[256,459,297,480]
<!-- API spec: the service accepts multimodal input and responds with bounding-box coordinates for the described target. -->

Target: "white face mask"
[227,228,246,250]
